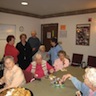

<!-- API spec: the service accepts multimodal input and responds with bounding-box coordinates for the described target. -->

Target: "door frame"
[41,23,58,44]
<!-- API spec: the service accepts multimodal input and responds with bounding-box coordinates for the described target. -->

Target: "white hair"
[39,45,45,50]
[35,53,42,59]
[85,68,96,87]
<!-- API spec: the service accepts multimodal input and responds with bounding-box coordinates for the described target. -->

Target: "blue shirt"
[48,44,62,65]
[70,77,96,96]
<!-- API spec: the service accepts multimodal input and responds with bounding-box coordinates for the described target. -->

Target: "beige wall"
[0,12,96,64]
[0,12,40,59]
[41,13,96,63]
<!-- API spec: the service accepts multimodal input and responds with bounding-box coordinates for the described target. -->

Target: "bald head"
[31,31,37,37]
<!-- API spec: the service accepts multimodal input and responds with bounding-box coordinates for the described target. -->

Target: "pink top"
[26,62,53,78]
[53,58,70,71]
[89,89,96,96]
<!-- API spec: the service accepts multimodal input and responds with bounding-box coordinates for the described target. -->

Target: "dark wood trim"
[0,7,41,18]
[0,7,96,19]
[41,8,96,18]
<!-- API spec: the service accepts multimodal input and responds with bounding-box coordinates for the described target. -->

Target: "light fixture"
[21,1,28,6]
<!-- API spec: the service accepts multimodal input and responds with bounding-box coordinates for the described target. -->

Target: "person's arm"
[0,70,25,92]
[34,38,41,51]
[63,58,70,68]
[60,74,82,91]
[69,76,83,91]
[0,77,5,85]
[46,63,54,73]
[48,49,51,55]
[53,60,58,71]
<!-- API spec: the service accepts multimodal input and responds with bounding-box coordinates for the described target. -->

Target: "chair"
[87,56,96,67]
[23,70,34,83]
[71,53,83,66]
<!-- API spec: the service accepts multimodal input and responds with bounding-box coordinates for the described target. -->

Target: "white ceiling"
[0,0,96,15]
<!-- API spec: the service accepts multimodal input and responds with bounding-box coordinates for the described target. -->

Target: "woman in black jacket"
[16,34,32,70]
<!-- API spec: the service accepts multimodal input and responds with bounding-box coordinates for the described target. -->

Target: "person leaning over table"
[59,68,96,96]
[4,35,19,63]
[0,56,26,93]
[48,37,62,65]
[25,53,54,79]
[53,50,70,71]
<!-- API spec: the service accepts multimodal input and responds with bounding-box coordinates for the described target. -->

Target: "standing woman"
[16,34,32,70]
[4,35,19,63]
[48,38,62,65]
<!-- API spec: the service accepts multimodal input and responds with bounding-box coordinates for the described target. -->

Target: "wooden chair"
[71,53,83,66]
[23,70,34,83]
[87,56,96,67]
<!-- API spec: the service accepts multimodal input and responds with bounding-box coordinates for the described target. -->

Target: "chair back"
[87,56,96,67]
[71,53,83,66]
[23,70,33,83]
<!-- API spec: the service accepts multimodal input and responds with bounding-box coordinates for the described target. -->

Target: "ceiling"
[0,0,96,18]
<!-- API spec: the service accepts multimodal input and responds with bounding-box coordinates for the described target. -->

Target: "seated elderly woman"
[53,50,70,71]
[26,53,54,78]
[33,45,50,61]
[59,68,96,96]
[0,56,26,92]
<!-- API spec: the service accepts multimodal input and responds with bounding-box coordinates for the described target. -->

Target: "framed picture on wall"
[0,24,16,40]
[76,24,91,46]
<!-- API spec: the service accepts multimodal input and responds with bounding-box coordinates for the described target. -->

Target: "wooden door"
[41,23,58,51]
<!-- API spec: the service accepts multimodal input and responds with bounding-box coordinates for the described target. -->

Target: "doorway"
[41,23,58,51]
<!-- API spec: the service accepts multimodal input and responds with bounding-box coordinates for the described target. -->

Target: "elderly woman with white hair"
[26,53,54,78]
[59,68,96,96]
[33,45,50,61]
[0,56,26,92]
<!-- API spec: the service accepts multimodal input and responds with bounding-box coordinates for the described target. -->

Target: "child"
[59,68,96,96]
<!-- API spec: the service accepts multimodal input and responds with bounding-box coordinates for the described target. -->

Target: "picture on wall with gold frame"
[76,24,90,46]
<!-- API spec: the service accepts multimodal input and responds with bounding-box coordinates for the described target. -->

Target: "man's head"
[84,68,96,89]
[4,56,15,70]
[31,31,37,38]
[34,53,43,64]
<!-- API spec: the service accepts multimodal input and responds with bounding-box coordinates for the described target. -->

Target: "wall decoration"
[19,26,24,32]
[60,25,67,38]
[47,32,51,39]
[0,24,16,40]
[76,24,90,46]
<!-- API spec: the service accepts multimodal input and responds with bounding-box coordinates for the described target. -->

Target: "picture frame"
[76,24,91,46]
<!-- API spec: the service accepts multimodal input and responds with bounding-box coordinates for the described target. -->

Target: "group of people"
[0,31,96,96]
[4,31,70,71]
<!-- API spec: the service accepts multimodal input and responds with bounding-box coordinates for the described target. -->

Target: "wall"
[0,12,96,63]
[0,12,41,59]
[41,13,96,63]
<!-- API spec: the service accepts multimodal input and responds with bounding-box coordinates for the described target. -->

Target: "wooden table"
[23,66,85,96]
